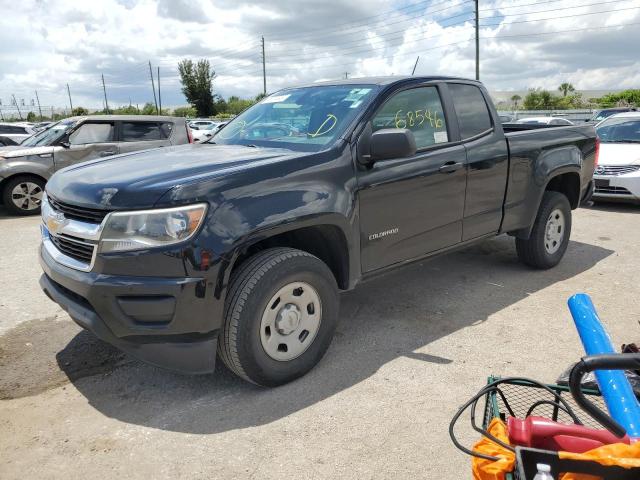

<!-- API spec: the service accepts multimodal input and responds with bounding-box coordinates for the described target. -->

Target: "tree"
[558,83,575,97]
[71,106,89,116]
[510,94,521,110]
[172,106,197,117]
[178,59,217,117]
[26,111,37,121]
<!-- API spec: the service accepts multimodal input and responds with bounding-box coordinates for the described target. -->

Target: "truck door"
[357,84,468,272]
[448,83,509,240]
[117,121,173,154]
[53,120,118,171]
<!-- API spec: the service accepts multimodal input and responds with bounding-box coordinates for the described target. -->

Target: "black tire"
[218,247,339,387]
[2,175,46,216]
[516,191,572,269]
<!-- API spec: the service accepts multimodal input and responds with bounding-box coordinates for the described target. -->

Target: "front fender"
[0,154,55,182]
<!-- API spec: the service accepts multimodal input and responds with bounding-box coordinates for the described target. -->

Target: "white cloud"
[0,0,638,114]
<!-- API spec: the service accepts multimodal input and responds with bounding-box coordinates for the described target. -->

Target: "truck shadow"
[57,236,613,434]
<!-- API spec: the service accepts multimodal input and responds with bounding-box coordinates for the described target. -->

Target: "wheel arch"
[228,222,352,291]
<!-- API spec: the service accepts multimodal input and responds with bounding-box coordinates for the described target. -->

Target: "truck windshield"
[20,119,77,147]
[596,118,640,143]
[211,85,377,151]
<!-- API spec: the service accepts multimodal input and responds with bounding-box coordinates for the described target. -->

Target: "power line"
[265,2,639,67]
[267,0,473,42]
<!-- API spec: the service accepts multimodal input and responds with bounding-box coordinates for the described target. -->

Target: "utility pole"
[344,72,349,79]
[148,61,158,113]
[51,106,54,120]
[411,56,420,76]
[12,94,23,120]
[157,66,162,113]
[0,108,4,122]
[261,36,267,95]
[101,74,110,114]
[66,83,73,112]
[474,0,480,81]
[35,90,43,121]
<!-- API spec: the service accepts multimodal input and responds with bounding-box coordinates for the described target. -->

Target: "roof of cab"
[59,115,184,122]
[291,75,477,89]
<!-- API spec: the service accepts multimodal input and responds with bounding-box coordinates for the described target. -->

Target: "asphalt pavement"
[1,203,639,479]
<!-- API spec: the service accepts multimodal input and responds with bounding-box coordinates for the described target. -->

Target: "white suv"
[0,122,36,145]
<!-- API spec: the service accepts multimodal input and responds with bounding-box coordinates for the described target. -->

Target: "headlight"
[99,203,208,253]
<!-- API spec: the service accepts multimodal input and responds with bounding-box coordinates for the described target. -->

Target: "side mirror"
[370,128,417,162]
[60,141,70,148]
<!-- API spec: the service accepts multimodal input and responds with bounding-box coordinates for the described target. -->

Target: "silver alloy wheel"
[260,281,322,361]
[544,208,565,254]
[11,181,43,211]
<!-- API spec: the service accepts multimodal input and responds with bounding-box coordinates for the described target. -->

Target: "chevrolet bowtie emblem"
[46,211,66,234]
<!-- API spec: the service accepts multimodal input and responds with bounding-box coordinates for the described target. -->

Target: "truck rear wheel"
[516,191,572,269]
[218,247,339,386]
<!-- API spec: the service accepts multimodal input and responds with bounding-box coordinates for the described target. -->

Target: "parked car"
[191,122,225,143]
[0,115,190,215]
[593,112,640,203]
[188,119,218,130]
[0,122,36,144]
[498,114,514,123]
[588,107,637,124]
[514,116,574,126]
[39,76,596,385]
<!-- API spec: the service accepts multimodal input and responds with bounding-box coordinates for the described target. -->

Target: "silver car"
[0,115,190,215]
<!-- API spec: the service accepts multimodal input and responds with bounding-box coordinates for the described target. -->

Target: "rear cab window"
[120,122,169,142]
[448,83,493,139]
[372,86,449,150]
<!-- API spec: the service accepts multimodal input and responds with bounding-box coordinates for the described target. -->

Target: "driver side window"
[372,86,449,149]
[69,122,115,145]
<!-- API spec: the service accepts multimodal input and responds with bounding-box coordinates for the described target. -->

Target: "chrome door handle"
[99,151,116,157]
[439,161,463,174]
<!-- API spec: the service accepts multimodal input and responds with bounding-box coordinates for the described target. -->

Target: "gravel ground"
[1,203,639,479]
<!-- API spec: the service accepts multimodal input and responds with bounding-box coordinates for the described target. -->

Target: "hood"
[45,143,301,209]
[598,143,640,166]
[0,145,58,158]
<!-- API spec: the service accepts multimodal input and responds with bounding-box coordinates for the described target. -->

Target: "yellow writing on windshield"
[394,109,443,129]
[309,114,337,137]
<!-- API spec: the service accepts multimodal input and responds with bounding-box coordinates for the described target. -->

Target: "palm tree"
[511,94,522,110]
[558,83,575,97]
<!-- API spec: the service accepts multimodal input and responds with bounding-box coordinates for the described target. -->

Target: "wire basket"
[481,377,638,480]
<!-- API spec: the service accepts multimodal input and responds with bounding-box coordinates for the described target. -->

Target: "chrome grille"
[595,165,640,176]
[48,196,110,223]
[594,186,632,195]
[49,235,95,263]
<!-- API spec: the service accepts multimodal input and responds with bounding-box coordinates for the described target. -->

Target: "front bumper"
[39,242,220,374]
[593,172,640,203]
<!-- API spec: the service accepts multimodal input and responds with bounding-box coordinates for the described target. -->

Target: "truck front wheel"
[516,191,572,269]
[218,247,339,386]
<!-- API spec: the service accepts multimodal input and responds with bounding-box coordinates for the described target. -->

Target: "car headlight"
[99,203,208,253]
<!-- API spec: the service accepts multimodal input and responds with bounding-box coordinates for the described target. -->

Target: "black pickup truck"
[39,77,596,386]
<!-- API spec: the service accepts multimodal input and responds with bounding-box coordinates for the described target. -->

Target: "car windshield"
[591,110,623,122]
[211,84,378,151]
[596,118,640,143]
[20,119,77,147]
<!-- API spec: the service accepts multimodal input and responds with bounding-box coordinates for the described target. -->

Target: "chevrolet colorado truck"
[38,77,597,386]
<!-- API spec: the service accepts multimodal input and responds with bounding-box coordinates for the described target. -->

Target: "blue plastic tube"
[568,293,640,439]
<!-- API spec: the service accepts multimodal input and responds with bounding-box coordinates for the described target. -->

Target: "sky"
[0,0,639,112]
